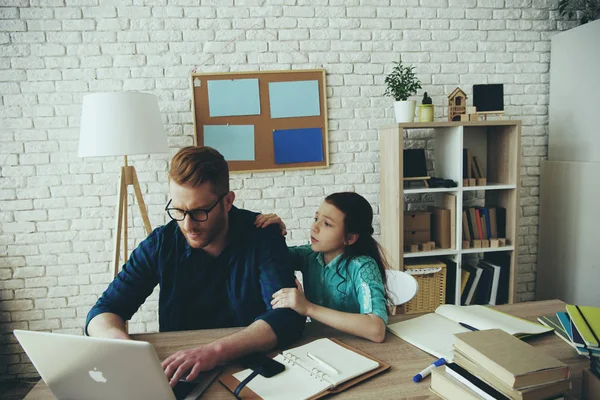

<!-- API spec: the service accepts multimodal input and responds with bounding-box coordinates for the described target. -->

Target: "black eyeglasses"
[165,193,227,222]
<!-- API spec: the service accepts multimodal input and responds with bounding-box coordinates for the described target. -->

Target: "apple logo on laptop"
[88,368,107,383]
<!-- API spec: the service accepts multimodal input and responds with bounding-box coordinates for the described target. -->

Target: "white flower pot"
[393,100,416,123]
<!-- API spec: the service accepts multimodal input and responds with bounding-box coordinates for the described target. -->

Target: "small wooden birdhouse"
[448,87,467,121]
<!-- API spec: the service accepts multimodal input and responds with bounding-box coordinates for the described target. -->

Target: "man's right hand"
[162,343,220,387]
[254,213,287,236]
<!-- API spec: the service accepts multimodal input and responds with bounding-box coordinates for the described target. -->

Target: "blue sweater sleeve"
[85,228,160,334]
[253,227,306,347]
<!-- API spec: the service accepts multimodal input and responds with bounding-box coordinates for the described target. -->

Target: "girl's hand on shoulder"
[254,213,287,236]
[271,279,310,316]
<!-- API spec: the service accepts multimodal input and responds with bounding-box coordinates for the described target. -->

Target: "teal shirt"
[288,245,388,324]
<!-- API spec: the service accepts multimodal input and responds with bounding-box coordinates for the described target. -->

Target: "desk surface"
[24,300,588,399]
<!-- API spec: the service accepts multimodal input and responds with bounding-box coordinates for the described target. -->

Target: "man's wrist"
[210,339,226,364]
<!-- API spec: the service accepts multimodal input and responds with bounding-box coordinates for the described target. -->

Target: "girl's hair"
[324,192,390,301]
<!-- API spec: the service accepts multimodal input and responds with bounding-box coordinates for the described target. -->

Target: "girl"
[255,192,390,343]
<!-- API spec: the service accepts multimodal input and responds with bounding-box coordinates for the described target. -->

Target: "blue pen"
[459,322,479,331]
[413,358,446,382]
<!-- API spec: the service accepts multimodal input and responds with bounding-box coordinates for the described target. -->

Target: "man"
[86,146,305,387]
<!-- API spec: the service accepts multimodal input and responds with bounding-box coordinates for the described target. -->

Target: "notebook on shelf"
[386,304,552,361]
[453,329,570,390]
[219,338,389,400]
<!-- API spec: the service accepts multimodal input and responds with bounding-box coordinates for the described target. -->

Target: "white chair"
[386,269,419,315]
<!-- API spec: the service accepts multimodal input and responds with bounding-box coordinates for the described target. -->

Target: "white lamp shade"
[79,91,169,157]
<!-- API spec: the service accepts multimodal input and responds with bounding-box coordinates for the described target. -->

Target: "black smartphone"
[240,353,285,378]
[172,380,196,400]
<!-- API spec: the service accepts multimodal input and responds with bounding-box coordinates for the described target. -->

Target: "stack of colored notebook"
[537,304,600,358]
[430,329,571,400]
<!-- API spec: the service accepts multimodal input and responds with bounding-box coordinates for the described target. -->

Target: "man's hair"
[168,146,229,194]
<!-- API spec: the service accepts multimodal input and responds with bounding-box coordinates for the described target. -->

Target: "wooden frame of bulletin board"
[191,69,329,173]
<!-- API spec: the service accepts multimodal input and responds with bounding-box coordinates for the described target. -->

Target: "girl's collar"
[317,251,345,268]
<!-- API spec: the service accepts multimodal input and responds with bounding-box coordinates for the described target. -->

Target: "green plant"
[384,60,422,102]
[558,0,600,24]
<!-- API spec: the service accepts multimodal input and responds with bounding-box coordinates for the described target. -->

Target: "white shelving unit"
[379,121,521,305]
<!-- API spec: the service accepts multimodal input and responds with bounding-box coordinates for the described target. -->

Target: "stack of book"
[592,355,599,377]
[430,329,571,400]
[461,257,510,306]
[538,304,600,358]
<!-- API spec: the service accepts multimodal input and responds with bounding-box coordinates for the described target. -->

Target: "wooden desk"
[24,300,588,399]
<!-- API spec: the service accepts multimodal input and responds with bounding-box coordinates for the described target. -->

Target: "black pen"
[459,322,479,331]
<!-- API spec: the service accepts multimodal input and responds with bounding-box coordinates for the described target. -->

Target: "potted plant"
[558,0,600,24]
[384,59,422,123]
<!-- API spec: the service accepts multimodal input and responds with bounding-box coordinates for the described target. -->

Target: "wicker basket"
[400,259,446,314]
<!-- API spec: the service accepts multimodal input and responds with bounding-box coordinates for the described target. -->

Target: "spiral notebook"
[220,338,389,400]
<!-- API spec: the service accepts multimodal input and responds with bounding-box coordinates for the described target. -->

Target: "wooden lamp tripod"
[79,91,169,279]
[113,156,153,279]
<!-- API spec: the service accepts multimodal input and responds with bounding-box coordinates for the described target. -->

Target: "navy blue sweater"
[85,206,305,347]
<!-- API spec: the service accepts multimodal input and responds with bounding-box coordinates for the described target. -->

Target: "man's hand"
[271,279,312,316]
[254,213,287,236]
[162,344,220,387]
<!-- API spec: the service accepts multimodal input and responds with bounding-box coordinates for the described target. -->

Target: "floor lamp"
[79,92,169,280]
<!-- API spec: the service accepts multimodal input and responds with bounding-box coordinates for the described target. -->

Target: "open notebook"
[220,338,387,400]
[387,305,552,361]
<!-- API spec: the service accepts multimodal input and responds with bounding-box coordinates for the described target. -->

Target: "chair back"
[385,269,419,306]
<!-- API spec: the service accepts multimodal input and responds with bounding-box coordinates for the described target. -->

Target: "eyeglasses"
[165,193,227,222]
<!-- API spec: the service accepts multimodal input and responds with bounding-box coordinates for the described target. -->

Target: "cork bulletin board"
[191,69,329,173]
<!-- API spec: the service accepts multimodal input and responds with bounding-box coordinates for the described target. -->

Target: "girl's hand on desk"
[162,344,219,388]
[271,279,312,316]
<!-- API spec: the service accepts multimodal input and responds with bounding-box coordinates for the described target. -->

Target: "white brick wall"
[0,0,575,379]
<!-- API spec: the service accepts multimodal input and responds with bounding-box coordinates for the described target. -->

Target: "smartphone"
[240,353,285,378]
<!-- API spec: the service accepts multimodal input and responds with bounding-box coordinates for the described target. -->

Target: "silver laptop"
[14,329,183,400]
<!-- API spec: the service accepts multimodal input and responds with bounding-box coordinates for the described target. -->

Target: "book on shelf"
[484,253,511,305]
[474,262,495,306]
[479,207,492,240]
[478,261,501,306]
[468,208,479,240]
[453,329,569,390]
[472,156,484,179]
[452,350,572,400]
[430,206,451,249]
[441,193,457,249]
[386,305,551,361]
[461,262,482,306]
[443,258,458,305]
[462,211,472,242]
[463,148,473,179]
[219,338,389,400]
[496,207,506,238]
[489,207,498,238]
[461,268,471,294]
[475,208,483,241]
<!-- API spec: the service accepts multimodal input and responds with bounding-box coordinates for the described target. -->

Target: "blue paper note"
[268,80,321,119]
[273,128,324,164]
[204,125,255,161]
[207,79,260,117]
